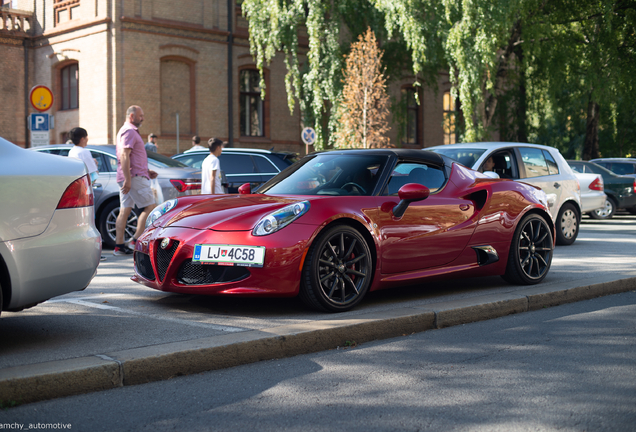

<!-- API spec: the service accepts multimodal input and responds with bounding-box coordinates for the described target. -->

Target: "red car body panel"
[132,153,553,301]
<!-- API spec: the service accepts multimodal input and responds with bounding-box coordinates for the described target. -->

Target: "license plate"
[192,244,265,267]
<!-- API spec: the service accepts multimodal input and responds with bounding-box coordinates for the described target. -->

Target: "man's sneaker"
[113,246,134,256]
[126,237,137,249]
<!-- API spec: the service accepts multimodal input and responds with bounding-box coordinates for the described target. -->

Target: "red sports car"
[132,149,554,312]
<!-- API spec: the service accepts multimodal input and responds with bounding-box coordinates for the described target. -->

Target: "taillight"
[589,177,604,191]
[633,179,636,194]
[170,179,201,192]
[57,175,94,209]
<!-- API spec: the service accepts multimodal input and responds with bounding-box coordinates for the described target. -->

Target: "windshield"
[258,153,390,196]
[429,148,486,168]
[147,151,189,168]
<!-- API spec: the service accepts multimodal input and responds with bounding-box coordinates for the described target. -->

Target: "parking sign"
[30,113,49,131]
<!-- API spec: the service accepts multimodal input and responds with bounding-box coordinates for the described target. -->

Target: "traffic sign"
[30,113,50,131]
[29,85,54,112]
[301,127,316,146]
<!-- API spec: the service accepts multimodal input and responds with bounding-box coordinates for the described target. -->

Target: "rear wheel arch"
[0,253,11,312]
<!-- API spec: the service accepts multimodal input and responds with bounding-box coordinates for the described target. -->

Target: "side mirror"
[393,183,430,218]
[238,183,252,195]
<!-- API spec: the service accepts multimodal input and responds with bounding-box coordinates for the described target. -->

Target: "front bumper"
[131,224,318,297]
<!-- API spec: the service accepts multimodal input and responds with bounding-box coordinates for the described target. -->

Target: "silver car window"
[519,147,550,178]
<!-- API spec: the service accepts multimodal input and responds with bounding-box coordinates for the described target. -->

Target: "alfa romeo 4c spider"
[132,149,554,312]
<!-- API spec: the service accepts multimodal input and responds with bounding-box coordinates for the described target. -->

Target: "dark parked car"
[173,148,298,193]
[589,158,636,179]
[568,160,636,218]
[31,144,201,247]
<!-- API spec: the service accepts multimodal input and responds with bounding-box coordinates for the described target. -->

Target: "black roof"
[309,148,448,168]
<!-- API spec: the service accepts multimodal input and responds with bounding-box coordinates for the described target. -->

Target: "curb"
[1,277,635,405]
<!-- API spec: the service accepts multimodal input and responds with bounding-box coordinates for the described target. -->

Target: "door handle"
[459,204,470,211]
[553,182,560,189]
[93,183,102,188]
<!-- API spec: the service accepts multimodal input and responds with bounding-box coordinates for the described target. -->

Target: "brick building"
[1,0,455,155]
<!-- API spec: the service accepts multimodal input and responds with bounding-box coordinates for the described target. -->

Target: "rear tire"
[502,213,553,285]
[555,203,579,245]
[99,200,139,248]
[589,198,616,220]
[300,225,373,312]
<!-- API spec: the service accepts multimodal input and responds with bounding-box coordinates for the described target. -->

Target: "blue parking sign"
[30,113,49,131]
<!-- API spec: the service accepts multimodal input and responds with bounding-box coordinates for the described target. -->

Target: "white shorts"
[118,176,156,209]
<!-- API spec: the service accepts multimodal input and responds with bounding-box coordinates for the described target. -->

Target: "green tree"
[333,28,391,148]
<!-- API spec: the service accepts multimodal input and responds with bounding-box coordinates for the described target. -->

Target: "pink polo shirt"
[116,122,149,183]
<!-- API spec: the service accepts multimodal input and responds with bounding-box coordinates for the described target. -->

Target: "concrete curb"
[1,277,634,405]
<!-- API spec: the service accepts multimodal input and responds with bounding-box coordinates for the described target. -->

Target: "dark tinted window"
[384,162,446,195]
[220,154,257,175]
[609,163,636,175]
[568,162,584,173]
[90,151,108,173]
[254,155,278,174]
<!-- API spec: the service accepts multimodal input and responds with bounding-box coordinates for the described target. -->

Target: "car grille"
[156,240,180,281]
[177,261,250,285]
[135,252,155,281]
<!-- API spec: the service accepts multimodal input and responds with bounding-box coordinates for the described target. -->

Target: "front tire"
[300,225,373,312]
[502,213,553,285]
[589,198,616,220]
[555,203,579,245]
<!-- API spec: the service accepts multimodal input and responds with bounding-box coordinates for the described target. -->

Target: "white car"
[0,138,101,315]
[428,142,582,245]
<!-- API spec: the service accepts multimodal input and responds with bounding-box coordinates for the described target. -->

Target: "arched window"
[443,91,456,145]
[160,58,194,135]
[239,69,264,137]
[402,87,420,146]
[60,63,78,110]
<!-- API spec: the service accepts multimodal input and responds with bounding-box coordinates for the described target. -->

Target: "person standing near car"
[68,127,99,185]
[201,138,224,195]
[114,105,158,256]
[145,133,158,153]
[185,135,206,152]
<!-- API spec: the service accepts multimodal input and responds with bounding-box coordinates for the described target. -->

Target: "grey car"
[1,138,101,315]
[428,142,582,246]
[172,148,299,193]
[31,144,201,247]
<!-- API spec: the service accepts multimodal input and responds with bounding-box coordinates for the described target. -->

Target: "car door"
[89,151,111,203]
[219,153,262,193]
[376,161,478,274]
[514,147,564,216]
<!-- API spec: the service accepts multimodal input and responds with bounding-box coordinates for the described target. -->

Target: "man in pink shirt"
[114,105,158,255]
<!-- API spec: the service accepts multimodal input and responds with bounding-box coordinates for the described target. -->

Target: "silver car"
[0,138,101,315]
[31,144,201,247]
[428,142,582,245]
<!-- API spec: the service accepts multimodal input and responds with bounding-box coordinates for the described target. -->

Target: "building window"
[443,91,456,145]
[402,87,419,146]
[240,69,264,137]
[61,63,79,110]
[54,0,80,25]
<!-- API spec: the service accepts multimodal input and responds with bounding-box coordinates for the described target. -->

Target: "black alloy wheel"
[503,213,553,285]
[300,225,373,312]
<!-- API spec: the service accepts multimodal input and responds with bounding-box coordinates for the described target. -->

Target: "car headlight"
[253,201,310,236]
[146,199,178,227]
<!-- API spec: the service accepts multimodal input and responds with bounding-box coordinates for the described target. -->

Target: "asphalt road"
[2,289,634,431]
[1,215,635,370]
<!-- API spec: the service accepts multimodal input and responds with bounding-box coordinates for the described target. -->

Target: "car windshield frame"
[258,153,393,196]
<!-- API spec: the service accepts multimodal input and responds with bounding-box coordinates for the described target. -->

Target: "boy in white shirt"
[201,138,224,194]
[68,127,99,184]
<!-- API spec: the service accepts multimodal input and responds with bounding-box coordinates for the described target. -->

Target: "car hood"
[163,195,308,231]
